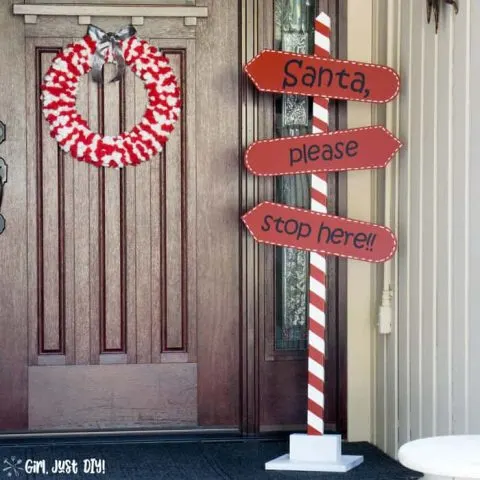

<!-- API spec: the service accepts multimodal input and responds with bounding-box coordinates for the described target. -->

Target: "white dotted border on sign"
[241,201,398,263]
[244,49,401,104]
[244,125,403,177]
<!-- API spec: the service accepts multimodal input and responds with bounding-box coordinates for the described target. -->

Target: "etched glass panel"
[274,0,314,350]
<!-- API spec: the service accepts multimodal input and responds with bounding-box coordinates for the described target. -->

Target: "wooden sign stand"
[263,14,364,472]
[242,9,401,473]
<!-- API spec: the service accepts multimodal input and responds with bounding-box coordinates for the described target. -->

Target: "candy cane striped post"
[266,10,364,471]
[307,12,331,437]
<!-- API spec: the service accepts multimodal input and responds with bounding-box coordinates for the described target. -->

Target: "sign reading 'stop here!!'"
[242,202,397,263]
[244,50,400,103]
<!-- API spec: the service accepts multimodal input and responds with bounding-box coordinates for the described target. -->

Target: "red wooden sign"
[244,49,400,103]
[245,126,402,176]
[242,201,397,263]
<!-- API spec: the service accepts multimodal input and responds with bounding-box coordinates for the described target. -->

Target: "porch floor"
[0,437,422,479]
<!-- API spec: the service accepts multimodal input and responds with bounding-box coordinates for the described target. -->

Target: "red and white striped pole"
[307,12,331,436]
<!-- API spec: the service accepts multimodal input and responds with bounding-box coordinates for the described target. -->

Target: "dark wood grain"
[260,358,306,428]
[162,49,187,353]
[133,77,153,365]
[196,0,240,426]
[119,77,128,354]
[10,32,208,430]
[0,0,277,433]
[0,1,28,430]
[35,47,66,355]
[29,364,197,430]
[99,68,127,354]
[97,76,107,353]
[88,69,101,365]
[335,0,349,437]
[151,145,166,364]
[240,0,276,435]
[72,63,91,365]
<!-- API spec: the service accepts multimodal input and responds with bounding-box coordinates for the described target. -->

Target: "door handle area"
[0,157,7,235]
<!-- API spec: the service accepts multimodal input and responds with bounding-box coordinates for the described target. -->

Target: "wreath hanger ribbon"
[87,24,137,83]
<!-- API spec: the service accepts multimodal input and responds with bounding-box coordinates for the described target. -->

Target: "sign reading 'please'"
[244,126,402,176]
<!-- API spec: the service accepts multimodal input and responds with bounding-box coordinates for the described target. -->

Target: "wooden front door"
[0,0,240,432]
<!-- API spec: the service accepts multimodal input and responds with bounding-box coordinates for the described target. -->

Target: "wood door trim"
[239,0,348,436]
[196,0,240,427]
[13,4,209,26]
[0,2,28,431]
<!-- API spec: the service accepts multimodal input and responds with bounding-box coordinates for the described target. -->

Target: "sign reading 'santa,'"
[245,126,402,176]
[242,202,397,263]
[244,49,400,103]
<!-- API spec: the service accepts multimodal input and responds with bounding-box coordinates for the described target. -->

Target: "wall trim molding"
[12,4,208,26]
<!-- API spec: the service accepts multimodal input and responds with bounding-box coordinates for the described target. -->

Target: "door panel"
[24,36,198,429]
[0,0,239,432]
[29,365,197,429]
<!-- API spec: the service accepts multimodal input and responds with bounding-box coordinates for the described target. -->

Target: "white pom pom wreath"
[41,34,181,168]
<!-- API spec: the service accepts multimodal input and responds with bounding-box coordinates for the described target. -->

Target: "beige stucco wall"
[346,0,376,442]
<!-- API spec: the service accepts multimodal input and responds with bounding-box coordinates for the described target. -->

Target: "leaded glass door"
[274,0,314,351]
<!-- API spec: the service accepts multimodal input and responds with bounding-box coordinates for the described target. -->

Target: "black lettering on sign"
[308,144,321,160]
[284,219,299,235]
[353,232,368,249]
[302,66,316,87]
[337,69,349,89]
[282,59,371,98]
[261,215,312,240]
[289,147,303,165]
[330,228,344,244]
[262,215,378,252]
[316,67,334,87]
[346,140,358,157]
[351,72,370,98]
[288,140,359,166]
[282,59,301,88]
[317,223,331,243]
[322,145,334,161]
[317,222,377,251]
[261,214,274,231]
[366,233,376,251]
[343,231,355,245]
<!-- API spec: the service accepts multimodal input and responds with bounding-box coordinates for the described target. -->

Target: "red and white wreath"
[41,25,181,168]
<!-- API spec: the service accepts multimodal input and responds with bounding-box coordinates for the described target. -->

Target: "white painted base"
[265,453,364,472]
[265,434,364,472]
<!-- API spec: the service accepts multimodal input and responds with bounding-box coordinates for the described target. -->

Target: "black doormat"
[0,439,422,479]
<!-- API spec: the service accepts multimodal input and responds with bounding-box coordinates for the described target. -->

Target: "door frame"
[239,0,348,436]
